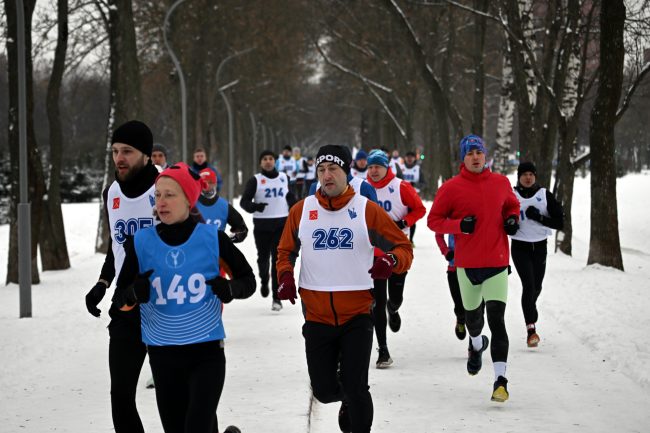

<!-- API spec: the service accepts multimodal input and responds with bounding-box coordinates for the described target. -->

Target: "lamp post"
[16,0,31,318]
[163,0,188,162]
[215,48,255,203]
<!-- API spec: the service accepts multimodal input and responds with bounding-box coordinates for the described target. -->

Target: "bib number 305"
[151,273,207,305]
[312,228,354,250]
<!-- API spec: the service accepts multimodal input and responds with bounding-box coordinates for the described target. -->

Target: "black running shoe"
[338,400,352,432]
[387,301,401,332]
[467,335,489,375]
[455,322,467,340]
[376,346,393,369]
[491,376,509,402]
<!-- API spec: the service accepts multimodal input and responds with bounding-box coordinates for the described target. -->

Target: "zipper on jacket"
[329,292,339,326]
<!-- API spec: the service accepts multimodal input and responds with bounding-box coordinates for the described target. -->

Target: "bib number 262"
[312,228,354,250]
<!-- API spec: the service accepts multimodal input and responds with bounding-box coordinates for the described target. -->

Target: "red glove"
[277,272,297,304]
[368,253,395,280]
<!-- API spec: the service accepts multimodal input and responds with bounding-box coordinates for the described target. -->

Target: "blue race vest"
[134,223,224,346]
[196,197,229,231]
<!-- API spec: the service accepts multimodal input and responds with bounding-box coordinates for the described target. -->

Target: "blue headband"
[459,134,487,160]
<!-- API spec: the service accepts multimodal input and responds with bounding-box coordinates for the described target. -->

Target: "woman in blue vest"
[113,162,255,433]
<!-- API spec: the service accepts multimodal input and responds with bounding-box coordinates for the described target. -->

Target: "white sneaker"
[271,300,283,311]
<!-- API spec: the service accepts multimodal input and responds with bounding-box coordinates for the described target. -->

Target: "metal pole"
[163,0,187,162]
[16,0,32,318]
[249,112,257,174]
[218,91,234,203]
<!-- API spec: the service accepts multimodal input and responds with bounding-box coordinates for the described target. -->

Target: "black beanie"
[111,120,154,157]
[517,161,537,178]
[259,149,276,163]
[315,144,352,174]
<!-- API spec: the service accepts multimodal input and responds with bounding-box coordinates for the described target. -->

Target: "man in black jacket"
[510,162,564,348]
[84,120,159,433]
[240,150,296,311]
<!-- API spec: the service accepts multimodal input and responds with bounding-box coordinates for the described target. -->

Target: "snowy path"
[1,173,650,432]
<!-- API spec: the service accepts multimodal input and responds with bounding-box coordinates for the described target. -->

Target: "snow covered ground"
[1,173,649,433]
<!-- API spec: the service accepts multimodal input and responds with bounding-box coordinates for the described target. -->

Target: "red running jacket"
[427,165,520,268]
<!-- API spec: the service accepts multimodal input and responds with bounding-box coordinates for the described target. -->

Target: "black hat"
[152,143,168,156]
[111,120,153,157]
[517,161,537,178]
[315,144,351,174]
[259,149,276,163]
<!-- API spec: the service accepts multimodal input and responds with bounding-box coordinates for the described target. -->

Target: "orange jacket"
[277,186,413,326]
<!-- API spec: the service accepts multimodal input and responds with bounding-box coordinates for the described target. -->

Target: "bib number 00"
[151,273,207,305]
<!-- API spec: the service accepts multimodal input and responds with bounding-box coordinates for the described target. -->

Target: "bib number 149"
[151,273,207,305]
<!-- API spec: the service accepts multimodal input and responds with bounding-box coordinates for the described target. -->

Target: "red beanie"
[156,162,206,207]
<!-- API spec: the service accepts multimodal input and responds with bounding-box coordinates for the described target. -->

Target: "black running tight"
[465,301,509,363]
[372,272,407,347]
[148,340,226,433]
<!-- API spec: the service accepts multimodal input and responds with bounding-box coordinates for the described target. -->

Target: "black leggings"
[372,272,407,347]
[447,270,465,323]
[511,239,547,324]
[253,228,282,300]
[109,337,147,433]
[465,301,508,363]
[303,315,374,433]
[148,340,226,433]
[409,223,416,243]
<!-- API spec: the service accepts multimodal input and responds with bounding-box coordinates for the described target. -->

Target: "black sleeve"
[218,231,256,299]
[285,190,297,208]
[239,177,259,214]
[226,204,248,232]
[111,235,140,304]
[542,190,564,230]
[98,186,116,284]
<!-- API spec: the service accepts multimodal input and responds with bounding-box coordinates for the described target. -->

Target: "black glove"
[504,215,519,235]
[445,250,454,261]
[207,276,234,303]
[229,228,248,243]
[525,206,542,222]
[254,202,268,212]
[123,270,154,306]
[395,220,407,230]
[460,216,476,234]
[85,281,107,317]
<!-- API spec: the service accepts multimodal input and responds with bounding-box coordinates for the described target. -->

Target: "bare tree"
[4,0,47,284]
[94,0,142,253]
[587,0,625,270]
[40,0,71,271]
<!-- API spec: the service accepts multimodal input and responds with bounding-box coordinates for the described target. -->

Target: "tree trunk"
[493,42,515,174]
[470,0,488,136]
[4,0,45,284]
[587,0,625,270]
[96,0,143,253]
[41,0,71,271]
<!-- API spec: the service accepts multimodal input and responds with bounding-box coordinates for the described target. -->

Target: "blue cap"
[367,149,389,168]
[355,150,368,161]
[459,134,487,160]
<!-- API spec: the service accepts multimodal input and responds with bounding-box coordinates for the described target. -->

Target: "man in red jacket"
[427,134,519,403]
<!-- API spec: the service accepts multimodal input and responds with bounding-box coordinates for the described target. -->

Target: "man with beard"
[84,120,159,432]
[240,150,297,311]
